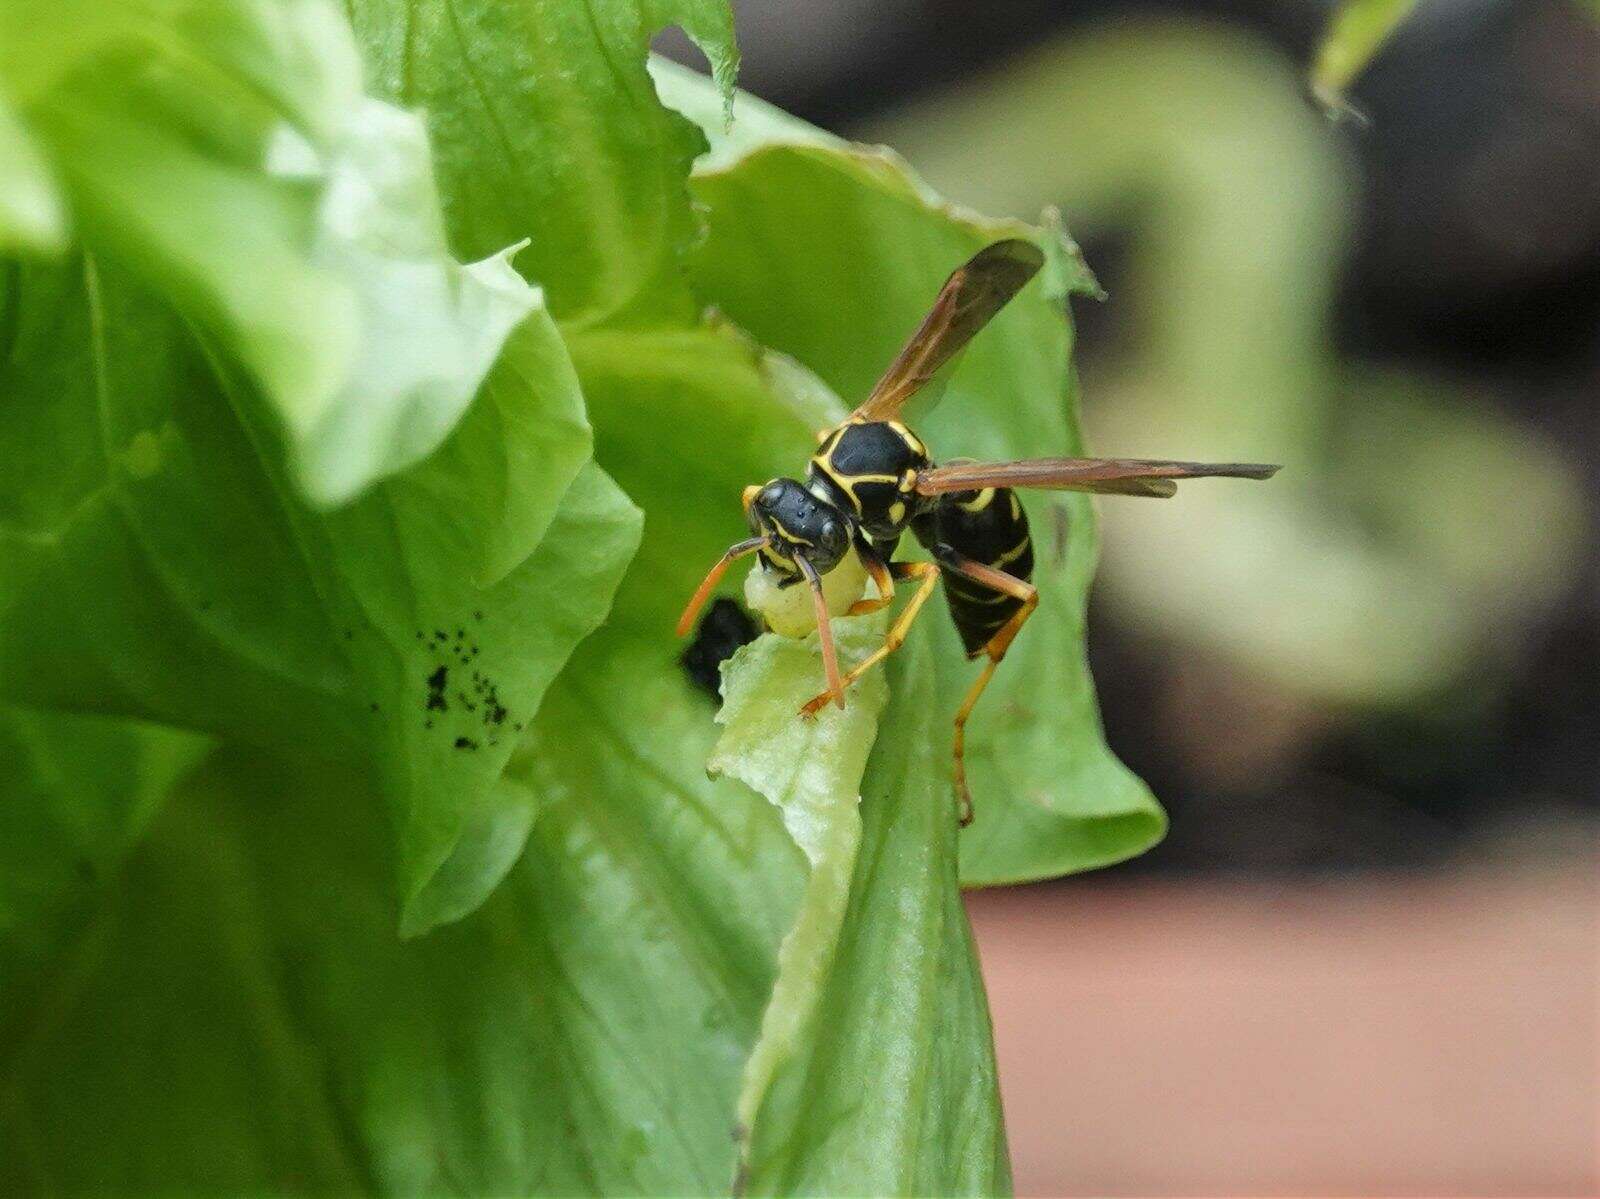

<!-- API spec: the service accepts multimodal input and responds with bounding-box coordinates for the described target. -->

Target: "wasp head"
[743,478,850,576]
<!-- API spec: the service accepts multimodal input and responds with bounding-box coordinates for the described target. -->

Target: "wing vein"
[915,458,1281,498]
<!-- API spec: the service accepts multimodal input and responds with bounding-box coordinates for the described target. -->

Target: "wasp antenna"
[676,537,767,638]
[795,555,845,709]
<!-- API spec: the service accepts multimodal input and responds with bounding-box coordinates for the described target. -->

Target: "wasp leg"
[799,561,940,717]
[846,536,896,616]
[941,554,1038,827]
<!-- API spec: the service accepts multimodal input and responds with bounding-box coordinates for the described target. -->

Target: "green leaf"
[0,255,634,931]
[0,744,766,1193]
[0,708,208,957]
[0,632,1008,1194]
[709,626,1010,1194]
[659,64,1164,884]
[1,4,1164,1193]
[385,462,642,934]
[739,638,1011,1196]
[434,276,1009,1188]
[348,0,737,326]
[0,94,63,253]
[649,54,840,173]
[707,621,887,1179]
[498,630,807,1192]
[0,0,543,501]
[1312,0,1419,104]
[263,106,545,505]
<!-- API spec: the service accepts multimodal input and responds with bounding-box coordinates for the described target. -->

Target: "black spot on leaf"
[425,665,449,712]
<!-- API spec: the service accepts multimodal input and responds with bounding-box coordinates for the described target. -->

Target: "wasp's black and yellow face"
[743,478,851,577]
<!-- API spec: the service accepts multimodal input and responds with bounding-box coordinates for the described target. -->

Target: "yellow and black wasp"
[677,239,1279,824]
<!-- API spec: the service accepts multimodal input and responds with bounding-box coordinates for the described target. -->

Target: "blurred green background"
[665,0,1597,1192]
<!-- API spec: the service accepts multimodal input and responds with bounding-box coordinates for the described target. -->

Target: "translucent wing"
[847,239,1045,425]
[914,458,1281,498]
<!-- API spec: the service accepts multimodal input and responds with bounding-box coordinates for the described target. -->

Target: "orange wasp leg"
[846,543,897,617]
[943,554,1038,828]
[798,561,940,718]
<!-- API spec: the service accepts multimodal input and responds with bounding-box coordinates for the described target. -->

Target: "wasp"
[677,239,1278,825]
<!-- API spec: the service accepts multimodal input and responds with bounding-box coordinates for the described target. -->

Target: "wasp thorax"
[745,477,850,574]
[808,420,932,540]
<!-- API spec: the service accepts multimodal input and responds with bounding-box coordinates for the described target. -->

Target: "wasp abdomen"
[916,487,1035,656]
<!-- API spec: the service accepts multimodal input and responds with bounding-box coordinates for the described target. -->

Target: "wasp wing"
[846,239,1046,425]
[915,458,1281,499]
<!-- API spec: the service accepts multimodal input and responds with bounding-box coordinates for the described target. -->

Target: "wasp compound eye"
[818,518,847,558]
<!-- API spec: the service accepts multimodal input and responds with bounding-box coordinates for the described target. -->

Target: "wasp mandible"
[677,239,1279,825]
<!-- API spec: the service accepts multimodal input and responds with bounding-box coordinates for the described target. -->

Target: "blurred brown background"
[667,1,1598,1193]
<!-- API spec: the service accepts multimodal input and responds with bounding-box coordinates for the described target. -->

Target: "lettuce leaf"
[0,3,1165,1193]
[0,255,633,935]
[0,0,544,501]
